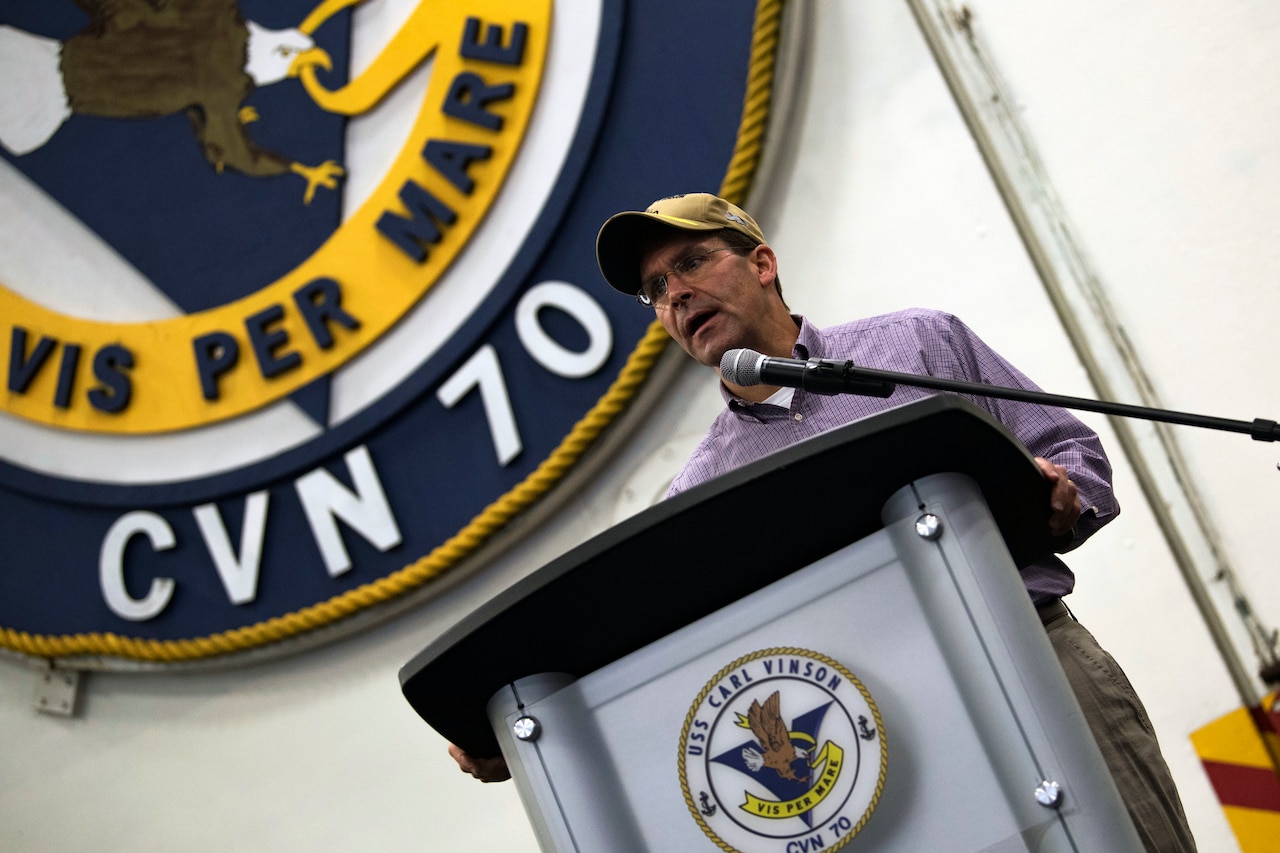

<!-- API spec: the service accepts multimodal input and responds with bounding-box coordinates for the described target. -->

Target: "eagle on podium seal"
[679,647,888,852]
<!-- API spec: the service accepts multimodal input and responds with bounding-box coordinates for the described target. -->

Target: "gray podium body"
[401,398,1142,852]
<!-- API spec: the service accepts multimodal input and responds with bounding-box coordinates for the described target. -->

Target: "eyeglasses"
[636,247,746,308]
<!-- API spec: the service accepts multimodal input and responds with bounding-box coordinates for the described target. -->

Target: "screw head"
[1034,780,1062,808]
[915,513,943,540]
[513,715,541,742]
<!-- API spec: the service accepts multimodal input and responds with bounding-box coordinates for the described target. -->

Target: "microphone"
[719,349,896,397]
[719,349,1280,443]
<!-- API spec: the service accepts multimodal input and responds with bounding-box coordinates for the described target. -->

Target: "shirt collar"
[719,314,818,414]
[793,314,826,359]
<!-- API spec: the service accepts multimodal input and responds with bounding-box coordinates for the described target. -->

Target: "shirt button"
[794,413,803,422]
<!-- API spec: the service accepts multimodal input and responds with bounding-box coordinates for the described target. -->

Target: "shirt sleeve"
[927,313,1119,551]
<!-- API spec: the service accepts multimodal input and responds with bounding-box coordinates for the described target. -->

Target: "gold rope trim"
[0,0,788,664]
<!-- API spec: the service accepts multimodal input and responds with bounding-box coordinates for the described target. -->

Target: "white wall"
[3,2,1276,851]
[965,0,1280,669]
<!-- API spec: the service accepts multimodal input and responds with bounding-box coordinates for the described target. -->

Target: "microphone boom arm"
[823,360,1279,442]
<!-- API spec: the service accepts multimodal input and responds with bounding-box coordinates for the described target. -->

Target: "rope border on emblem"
[678,647,888,853]
[0,0,788,663]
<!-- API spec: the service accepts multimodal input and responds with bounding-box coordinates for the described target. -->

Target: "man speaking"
[452,192,1197,853]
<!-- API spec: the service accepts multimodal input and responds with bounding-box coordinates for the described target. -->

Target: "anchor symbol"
[699,791,717,817]
[858,715,877,741]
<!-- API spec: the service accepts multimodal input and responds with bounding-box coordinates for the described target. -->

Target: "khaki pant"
[1046,612,1198,853]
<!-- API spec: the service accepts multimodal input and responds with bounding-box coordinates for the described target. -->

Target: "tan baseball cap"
[596,193,766,295]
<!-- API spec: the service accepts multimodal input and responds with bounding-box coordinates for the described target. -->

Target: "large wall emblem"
[0,0,787,663]
[679,648,887,853]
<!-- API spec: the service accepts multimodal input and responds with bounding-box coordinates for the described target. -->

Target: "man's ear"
[751,243,778,288]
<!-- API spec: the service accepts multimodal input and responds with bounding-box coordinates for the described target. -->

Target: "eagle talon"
[290,160,344,205]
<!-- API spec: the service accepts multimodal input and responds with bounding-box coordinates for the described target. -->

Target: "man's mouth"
[685,309,714,338]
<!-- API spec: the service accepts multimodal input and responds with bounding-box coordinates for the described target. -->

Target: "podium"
[400,397,1142,852]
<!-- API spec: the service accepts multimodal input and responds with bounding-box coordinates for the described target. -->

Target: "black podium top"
[400,397,1059,757]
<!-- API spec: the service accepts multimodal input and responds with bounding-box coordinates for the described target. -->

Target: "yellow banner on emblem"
[741,742,845,819]
[0,0,549,434]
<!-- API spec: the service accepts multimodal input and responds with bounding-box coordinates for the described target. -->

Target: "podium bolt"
[513,715,541,742]
[915,513,943,540]
[1034,780,1063,808]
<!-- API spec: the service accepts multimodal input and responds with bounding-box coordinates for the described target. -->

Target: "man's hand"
[448,744,511,783]
[1035,457,1082,537]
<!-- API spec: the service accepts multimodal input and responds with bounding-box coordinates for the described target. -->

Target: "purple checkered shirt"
[666,309,1119,604]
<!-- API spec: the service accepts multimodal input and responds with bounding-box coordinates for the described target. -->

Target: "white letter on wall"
[295,445,402,577]
[193,491,269,605]
[515,281,612,378]
[436,343,522,466]
[99,511,177,621]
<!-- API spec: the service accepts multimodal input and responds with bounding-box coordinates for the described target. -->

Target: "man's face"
[639,232,776,368]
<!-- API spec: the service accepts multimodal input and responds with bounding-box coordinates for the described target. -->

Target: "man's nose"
[666,276,696,304]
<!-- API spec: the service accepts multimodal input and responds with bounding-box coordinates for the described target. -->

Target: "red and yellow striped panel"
[1191,689,1280,852]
